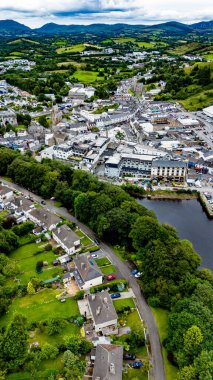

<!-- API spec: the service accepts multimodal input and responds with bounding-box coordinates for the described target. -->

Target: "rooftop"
[88,290,117,326]
[92,344,123,380]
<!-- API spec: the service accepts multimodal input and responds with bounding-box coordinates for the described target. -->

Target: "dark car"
[132,361,143,369]
[106,274,116,281]
[41,200,46,205]
[131,269,138,275]
[111,293,121,299]
[123,353,136,360]
[94,238,100,245]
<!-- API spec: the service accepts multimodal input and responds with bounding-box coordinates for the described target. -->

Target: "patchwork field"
[71,70,104,83]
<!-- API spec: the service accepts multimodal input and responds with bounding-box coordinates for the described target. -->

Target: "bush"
[73,290,85,301]
[148,296,160,307]
[45,243,52,251]
[41,343,59,360]
[90,279,128,294]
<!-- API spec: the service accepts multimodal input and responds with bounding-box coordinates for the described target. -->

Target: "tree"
[177,365,196,380]
[194,350,213,380]
[27,281,35,295]
[115,131,125,141]
[184,326,203,356]
[38,115,48,128]
[47,317,66,335]
[3,314,28,369]
[128,325,145,348]
[41,343,59,360]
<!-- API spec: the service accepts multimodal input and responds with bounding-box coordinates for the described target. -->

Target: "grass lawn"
[80,235,93,246]
[57,60,85,68]
[179,90,213,111]
[113,37,136,43]
[71,70,104,83]
[0,210,9,217]
[101,265,116,275]
[9,243,62,284]
[137,41,155,48]
[31,322,80,347]
[123,369,148,380]
[56,44,85,54]
[95,257,111,267]
[0,289,79,326]
[113,298,135,312]
[151,308,178,380]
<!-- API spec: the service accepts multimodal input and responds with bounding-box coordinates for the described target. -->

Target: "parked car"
[106,274,116,281]
[91,253,98,258]
[41,200,46,205]
[111,293,121,299]
[123,353,136,360]
[94,238,100,245]
[132,361,143,368]
[131,269,138,275]
[134,272,142,278]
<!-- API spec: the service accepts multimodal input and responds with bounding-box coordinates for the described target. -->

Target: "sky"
[0,0,213,28]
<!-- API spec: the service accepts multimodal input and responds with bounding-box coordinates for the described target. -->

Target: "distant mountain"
[0,19,212,36]
[191,20,213,30]
[0,19,30,35]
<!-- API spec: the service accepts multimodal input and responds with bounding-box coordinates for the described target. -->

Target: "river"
[139,198,213,270]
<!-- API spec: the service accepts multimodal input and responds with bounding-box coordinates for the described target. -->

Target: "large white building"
[105,153,156,178]
[151,159,188,182]
[52,225,81,255]
[88,291,118,334]
[203,105,213,118]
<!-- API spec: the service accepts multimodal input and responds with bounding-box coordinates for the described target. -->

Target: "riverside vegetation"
[0,147,213,379]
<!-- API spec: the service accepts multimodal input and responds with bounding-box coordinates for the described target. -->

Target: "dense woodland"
[0,147,213,379]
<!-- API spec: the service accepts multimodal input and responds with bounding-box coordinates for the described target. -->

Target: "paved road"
[1,178,166,380]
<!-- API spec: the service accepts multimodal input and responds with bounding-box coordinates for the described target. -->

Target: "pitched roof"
[52,224,80,249]
[92,344,123,380]
[28,208,61,229]
[152,159,187,168]
[88,290,117,326]
[73,254,102,286]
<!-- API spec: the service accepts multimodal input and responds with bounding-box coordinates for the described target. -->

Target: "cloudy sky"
[0,0,213,28]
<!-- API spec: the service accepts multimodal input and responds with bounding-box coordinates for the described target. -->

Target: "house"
[27,208,61,231]
[0,186,13,201]
[92,344,123,380]
[87,290,118,334]
[151,159,188,182]
[52,225,81,255]
[73,253,103,290]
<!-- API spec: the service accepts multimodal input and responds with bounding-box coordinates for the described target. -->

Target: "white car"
[134,272,142,278]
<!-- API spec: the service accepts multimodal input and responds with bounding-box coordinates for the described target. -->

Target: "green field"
[8,38,40,45]
[137,41,156,48]
[56,44,86,54]
[10,51,24,56]
[179,89,213,111]
[113,298,135,312]
[202,53,213,61]
[9,242,62,284]
[95,257,111,267]
[151,308,178,380]
[113,37,136,43]
[101,265,116,275]
[169,42,200,55]
[57,60,85,68]
[0,289,79,326]
[71,70,104,83]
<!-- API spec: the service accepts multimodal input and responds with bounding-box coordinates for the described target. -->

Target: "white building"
[151,159,188,182]
[105,153,156,178]
[27,209,61,231]
[52,225,81,255]
[73,253,103,290]
[88,291,118,334]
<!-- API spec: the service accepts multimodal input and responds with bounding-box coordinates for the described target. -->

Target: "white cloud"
[0,0,212,27]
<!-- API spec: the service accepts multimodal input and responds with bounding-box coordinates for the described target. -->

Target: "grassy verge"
[151,307,178,380]
[95,257,111,267]
[113,298,135,312]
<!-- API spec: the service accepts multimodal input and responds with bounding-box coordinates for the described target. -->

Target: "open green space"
[168,42,200,55]
[113,37,136,43]
[114,298,135,312]
[137,41,156,48]
[71,70,104,83]
[95,257,111,267]
[123,369,148,380]
[151,308,178,380]
[101,265,116,275]
[9,242,62,284]
[1,289,79,326]
[202,53,213,60]
[56,44,85,54]
[10,51,24,56]
[8,38,40,45]
[57,60,85,68]
[179,89,213,111]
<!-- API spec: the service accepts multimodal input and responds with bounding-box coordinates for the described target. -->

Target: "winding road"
[1,178,166,380]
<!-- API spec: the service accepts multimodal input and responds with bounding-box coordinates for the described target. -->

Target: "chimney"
[109,363,115,375]
[58,228,60,234]
[81,262,86,270]
[103,297,108,304]
[96,306,101,315]
[91,294,95,301]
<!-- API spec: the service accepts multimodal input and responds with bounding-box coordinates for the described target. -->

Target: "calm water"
[139,198,213,270]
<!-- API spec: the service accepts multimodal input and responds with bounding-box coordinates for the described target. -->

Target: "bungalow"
[92,344,123,380]
[52,225,81,255]
[73,253,103,290]
[87,290,118,334]
[27,208,61,231]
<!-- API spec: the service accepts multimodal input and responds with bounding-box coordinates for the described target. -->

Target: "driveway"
[1,178,165,380]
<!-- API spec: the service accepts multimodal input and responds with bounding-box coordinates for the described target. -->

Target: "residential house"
[92,344,123,380]
[73,253,103,290]
[0,186,13,201]
[52,225,81,255]
[27,208,61,231]
[87,290,118,334]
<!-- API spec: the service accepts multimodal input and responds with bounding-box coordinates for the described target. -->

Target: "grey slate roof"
[28,208,61,229]
[88,290,117,326]
[52,224,80,249]
[92,344,123,380]
[152,159,187,168]
[73,254,102,287]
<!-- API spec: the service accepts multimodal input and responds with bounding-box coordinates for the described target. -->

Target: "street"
[1,178,166,380]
